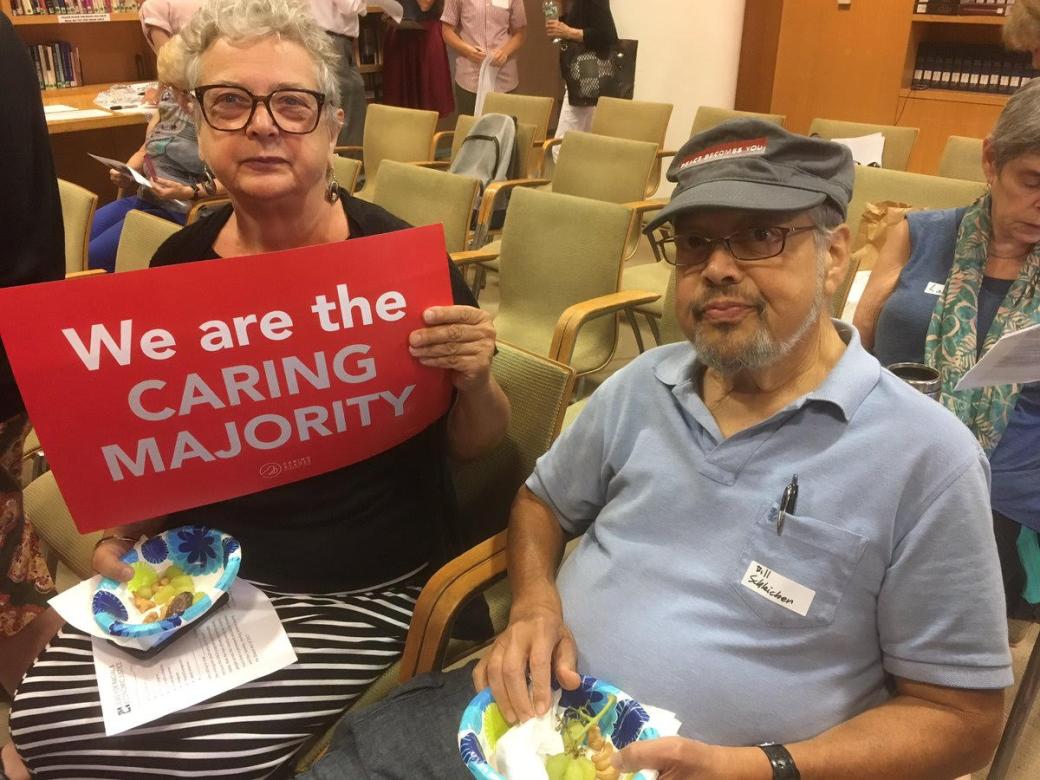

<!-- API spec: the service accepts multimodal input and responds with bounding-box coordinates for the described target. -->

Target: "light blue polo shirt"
[527,323,1013,746]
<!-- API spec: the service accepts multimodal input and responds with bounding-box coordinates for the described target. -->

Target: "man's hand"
[473,600,581,724]
[466,44,487,64]
[612,738,769,780]
[108,167,136,190]
[489,48,509,67]
[409,305,495,393]
[92,537,136,582]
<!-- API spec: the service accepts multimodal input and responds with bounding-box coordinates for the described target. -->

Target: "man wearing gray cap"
[475,120,1012,778]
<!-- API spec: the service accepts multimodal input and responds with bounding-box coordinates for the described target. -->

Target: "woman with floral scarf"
[856,80,1040,635]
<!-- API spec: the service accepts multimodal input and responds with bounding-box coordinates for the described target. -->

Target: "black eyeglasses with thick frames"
[653,225,818,269]
[193,85,327,134]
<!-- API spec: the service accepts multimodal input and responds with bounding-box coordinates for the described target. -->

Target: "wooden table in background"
[43,85,151,206]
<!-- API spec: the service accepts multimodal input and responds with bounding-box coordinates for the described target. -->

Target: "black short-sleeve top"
[150,192,476,593]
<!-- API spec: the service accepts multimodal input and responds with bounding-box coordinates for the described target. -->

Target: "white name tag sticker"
[741,561,816,616]
[924,282,945,296]
[491,0,511,8]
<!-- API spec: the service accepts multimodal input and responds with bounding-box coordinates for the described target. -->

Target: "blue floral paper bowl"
[92,525,241,639]
[458,675,659,780]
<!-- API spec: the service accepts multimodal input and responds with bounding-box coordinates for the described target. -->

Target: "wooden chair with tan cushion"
[113,210,182,273]
[458,188,659,379]
[57,178,98,274]
[336,104,439,201]
[690,106,786,135]
[808,118,919,172]
[937,136,986,183]
[482,93,554,146]
[371,160,480,254]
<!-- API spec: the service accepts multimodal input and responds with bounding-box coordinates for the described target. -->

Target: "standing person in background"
[1004,0,1040,67]
[139,0,204,49]
[383,1,454,117]
[306,1,406,146]
[547,0,616,159]
[0,12,64,780]
[441,0,527,117]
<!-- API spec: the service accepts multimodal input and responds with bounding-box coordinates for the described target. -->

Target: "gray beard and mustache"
[688,261,827,375]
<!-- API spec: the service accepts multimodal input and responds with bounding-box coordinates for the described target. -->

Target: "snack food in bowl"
[91,525,241,639]
[459,675,659,780]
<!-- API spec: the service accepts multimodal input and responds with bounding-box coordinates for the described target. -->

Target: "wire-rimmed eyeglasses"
[193,85,326,134]
[653,225,818,268]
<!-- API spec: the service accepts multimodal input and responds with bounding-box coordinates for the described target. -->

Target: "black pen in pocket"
[776,474,798,536]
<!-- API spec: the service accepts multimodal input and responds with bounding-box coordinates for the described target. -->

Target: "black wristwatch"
[758,743,800,780]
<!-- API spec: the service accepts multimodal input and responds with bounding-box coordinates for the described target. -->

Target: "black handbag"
[559,38,637,107]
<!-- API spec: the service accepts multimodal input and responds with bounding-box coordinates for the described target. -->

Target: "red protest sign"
[0,225,454,532]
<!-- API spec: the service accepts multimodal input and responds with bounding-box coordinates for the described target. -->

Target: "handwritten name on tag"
[924,282,945,296]
[741,561,816,617]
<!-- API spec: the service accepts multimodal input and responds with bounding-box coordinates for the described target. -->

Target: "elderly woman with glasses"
[3,0,508,777]
[855,79,1040,636]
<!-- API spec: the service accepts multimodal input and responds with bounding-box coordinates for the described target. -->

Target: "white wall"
[612,0,746,191]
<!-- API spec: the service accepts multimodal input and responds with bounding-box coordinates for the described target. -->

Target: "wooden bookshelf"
[911,13,1007,26]
[3,5,154,201]
[740,0,1015,175]
[10,10,139,25]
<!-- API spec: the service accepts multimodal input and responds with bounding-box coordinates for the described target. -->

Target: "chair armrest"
[334,145,363,155]
[537,137,564,177]
[657,149,677,160]
[399,530,508,683]
[549,290,662,366]
[623,198,667,219]
[413,160,451,170]
[473,178,551,246]
[65,269,107,279]
[431,130,455,157]
[451,248,501,267]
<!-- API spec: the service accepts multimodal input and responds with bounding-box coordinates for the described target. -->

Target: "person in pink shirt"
[139,0,204,49]
[441,0,527,116]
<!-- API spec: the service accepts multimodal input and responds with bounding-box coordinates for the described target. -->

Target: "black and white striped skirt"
[9,571,424,779]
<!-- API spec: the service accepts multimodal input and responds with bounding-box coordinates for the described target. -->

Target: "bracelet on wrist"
[93,534,138,552]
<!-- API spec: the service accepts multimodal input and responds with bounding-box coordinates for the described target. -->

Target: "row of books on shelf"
[27,41,82,89]
[912,44,1037,93]
[914,0,1015,14]
[9,0,137,14]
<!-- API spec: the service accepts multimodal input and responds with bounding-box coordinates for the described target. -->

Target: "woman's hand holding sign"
[409,306,509,461]
[408,306,496,393]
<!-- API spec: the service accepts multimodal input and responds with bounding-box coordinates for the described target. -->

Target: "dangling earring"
[201,163,217,195]
[325,164,341,204]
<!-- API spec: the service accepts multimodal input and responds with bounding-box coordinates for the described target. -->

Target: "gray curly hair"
[180,0,343,121]
[988,77,1040,171]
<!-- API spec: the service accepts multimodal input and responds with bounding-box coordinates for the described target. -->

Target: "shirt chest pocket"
[730,501,868,629]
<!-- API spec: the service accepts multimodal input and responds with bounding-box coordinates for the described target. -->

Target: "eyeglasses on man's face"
[654,225,818,269]
[193,85,326,134]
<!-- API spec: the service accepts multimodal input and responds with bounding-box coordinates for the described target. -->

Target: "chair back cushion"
[847,166,987,241]
[496,188,631,373]
[57,178,98,274]
[591,96,673,146]
[23,471,100,580]
[552,131,657,205]
[937,136,985,183]
[808,118,919,171]
[114,210,182,273]
[371,161,479,254]
[332,155,363,194]
[450,341,574,546]
[362,104,439,188]
[690,106,785,136]
[482,92,554,144]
